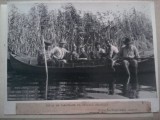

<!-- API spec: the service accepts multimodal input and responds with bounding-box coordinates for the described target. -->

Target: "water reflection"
[7,71,157,101]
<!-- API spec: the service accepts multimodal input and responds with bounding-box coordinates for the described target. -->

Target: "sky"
[8,1,153,21]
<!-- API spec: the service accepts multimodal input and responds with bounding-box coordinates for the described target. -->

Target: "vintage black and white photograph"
[7,1,158,101]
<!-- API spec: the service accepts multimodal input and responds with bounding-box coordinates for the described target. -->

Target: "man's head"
[59,39,67,48]
[123,37,133,46]
[105,40,111,47]
[95,42,101,49]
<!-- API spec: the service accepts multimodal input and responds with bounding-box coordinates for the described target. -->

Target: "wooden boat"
[10,54,110,78]
[9,53,156,81]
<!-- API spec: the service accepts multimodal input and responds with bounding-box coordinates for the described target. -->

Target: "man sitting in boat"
[105,40,119,70]
[118,37,140,97]
[104,40,119,95]
[37,41,55,66]
[71,44,79,60]
[50,39,70,64]
[94,42,105,60]
[78,45,88,60]
[105,40,119,59]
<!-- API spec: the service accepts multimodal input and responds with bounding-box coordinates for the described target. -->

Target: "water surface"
[7,71,157,101]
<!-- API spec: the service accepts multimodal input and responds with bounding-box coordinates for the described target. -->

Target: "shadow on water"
[7,70,157,101]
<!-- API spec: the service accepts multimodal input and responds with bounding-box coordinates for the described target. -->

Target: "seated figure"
[118,37,140,97]
[71,44,79,61]
[50,39,70,64]
[78,46,88,60]
[94,42,105,60]
[37,41,55,66]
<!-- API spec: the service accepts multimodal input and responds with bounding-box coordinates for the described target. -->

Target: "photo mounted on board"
[7,1,157,102]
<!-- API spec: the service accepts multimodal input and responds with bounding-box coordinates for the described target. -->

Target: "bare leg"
[108,59,116,95]
[128,59,139,98]
[122,60,130,95]
[130,59,138,90]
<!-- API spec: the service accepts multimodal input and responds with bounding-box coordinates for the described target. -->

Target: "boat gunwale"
[10,54,106,69]
[10,53,155,71]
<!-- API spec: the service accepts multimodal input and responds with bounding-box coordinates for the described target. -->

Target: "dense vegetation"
[8,3,153,57]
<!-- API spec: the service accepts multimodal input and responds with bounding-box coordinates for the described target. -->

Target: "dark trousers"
[106,58,116,94]
[122,59,138,90]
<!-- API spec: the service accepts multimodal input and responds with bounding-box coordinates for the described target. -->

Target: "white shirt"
[110,45,119,58]
[51,46,69,59]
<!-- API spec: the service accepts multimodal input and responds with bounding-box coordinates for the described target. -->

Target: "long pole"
[42,36,49,100]
[38,13,49,100]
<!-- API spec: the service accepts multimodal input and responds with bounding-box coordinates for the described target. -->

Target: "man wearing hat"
[78,45,88,60]
[119,37,140,97]
[50,39,70,64]
[37,40,55,66]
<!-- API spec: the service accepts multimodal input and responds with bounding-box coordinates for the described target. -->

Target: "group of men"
[38,38,120,65]
[37,39,92,66]
[37,37,140,97]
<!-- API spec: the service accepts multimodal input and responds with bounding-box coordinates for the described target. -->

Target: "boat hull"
[9,54,156,85]
[10,54,113,79]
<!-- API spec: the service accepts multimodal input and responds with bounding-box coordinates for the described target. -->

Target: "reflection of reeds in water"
[47,82,87,100]
[8,72,45,101]
[7,71,157,100]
